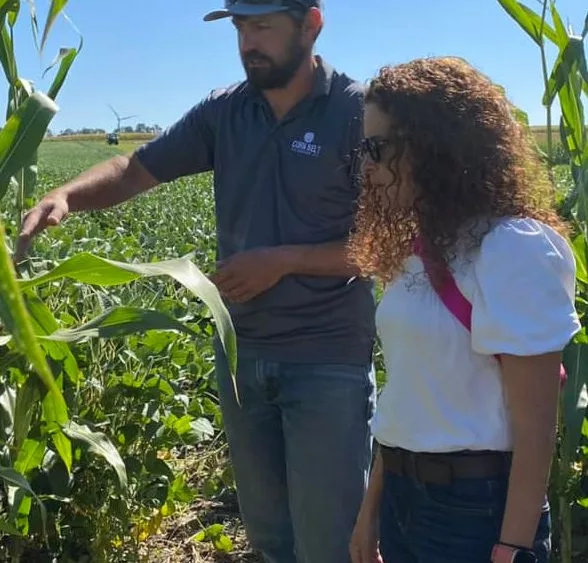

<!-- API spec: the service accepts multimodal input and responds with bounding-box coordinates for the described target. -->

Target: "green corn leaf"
[27,0,39,51]
[550,1,568,46]
[573,233,588,285]
[13,377,39,450]
[40,306,199,343]
[583,10,588,39]
[0,91,58,201]
[562,342,588,460]
[497,0,546,46]
[44,44,80,100]
[40,0,68,52]
[19,253,237,382]
[24,292,79,383]
[0,222,69,469]
[62,420,127,491]
[0,22,16,87]
[0,465,47,538]
[7,0,18,27]
[543,38,583,107]
[519,4,560,46]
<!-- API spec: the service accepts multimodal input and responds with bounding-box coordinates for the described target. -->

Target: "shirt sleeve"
[135,89,221,183]
[470,217,580,356]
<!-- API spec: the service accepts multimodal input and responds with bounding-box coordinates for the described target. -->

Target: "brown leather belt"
[379,445,511,486]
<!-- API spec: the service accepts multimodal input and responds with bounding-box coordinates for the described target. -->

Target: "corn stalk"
[497,2,588,562]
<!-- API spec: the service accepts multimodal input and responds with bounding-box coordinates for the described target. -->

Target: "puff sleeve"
[471,218,580,356]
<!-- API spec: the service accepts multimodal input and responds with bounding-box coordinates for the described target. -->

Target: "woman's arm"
[497,351,561,548]
[350,447,385,563]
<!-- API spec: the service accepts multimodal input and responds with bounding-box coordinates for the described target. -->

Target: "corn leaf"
[0,91,58,201]
[62,420,127,491]
[519,4,560,46]
[573,233,588,285]
[0,22,16,86]
[550,1,568,46]
[562,342,588,459]
[0,465,47,538]
[40,0,68,52]
[19,253,238,380]
[583,10,588,39]
[27,0,39,52]
[7,0,17,27]
[13,377,39,450]
[40,306,199,343]
[497,0,546,46]
[44,45,80,100]
[543,38,583,107]
[24,292,79,383]
[0,222,69,469]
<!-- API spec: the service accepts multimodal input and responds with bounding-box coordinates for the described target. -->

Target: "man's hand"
[15,194,69,263]
[210,247,290,304]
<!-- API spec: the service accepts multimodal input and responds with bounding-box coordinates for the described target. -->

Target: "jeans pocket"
[419,477,507,518]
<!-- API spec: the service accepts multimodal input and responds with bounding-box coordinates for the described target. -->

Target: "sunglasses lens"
[361,138,379,162]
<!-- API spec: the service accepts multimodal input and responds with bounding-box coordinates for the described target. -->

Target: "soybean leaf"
[14,438,46,475]
[62,420,127,491]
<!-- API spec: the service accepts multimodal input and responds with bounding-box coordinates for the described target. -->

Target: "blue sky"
[4,0,585,132]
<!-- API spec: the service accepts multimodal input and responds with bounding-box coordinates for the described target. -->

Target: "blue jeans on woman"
[379,470,551,562]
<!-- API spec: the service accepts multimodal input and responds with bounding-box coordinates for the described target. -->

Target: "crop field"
[1,137,574,563]
[1,139,262,563]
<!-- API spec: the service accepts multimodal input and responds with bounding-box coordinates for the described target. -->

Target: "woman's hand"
[350,501,383,563]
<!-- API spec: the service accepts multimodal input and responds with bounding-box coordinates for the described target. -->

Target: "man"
[16,1,377,562]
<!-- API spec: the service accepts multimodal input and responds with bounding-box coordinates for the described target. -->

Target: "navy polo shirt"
[136,57,376,365]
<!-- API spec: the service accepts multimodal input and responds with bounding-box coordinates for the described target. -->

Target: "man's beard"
[242,39,307,90]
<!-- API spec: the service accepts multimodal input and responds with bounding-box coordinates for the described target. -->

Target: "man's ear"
[304,7,323,42]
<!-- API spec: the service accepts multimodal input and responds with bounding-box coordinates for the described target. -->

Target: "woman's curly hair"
[348,56,566,285]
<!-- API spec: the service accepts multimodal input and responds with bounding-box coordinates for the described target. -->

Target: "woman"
[348,57,580,563]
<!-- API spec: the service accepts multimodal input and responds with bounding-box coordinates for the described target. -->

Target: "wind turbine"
[108,104,137,133]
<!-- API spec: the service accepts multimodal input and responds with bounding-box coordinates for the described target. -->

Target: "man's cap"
[203,0,321,23]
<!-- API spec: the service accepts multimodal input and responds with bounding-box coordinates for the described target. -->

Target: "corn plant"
[498,1,588,561]
[0,2,237,560]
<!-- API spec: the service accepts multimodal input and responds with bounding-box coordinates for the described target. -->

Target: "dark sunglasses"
[358,136,390,163]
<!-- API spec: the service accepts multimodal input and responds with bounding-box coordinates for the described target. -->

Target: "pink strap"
[414,236,567,384]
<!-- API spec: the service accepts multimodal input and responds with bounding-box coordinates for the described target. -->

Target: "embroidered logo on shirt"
[291,131,322,157]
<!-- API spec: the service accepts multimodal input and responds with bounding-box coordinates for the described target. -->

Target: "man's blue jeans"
[379,471,551,562]
[214,342,376,563]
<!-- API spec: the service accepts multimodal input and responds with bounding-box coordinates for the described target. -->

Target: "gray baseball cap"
[203,0,321,22]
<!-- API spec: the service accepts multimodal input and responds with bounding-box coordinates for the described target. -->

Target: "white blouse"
[371,217,581,453]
